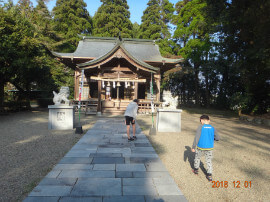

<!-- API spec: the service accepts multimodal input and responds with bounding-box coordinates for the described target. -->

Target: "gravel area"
[137,110,270,202]
[0,109,269,201]
[0,109,96,202]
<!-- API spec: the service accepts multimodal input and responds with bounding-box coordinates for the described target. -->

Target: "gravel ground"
[0,109,269,201]
[137,110,270,202]
[0,109,96,202]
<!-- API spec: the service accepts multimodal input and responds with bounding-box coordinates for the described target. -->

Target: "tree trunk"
[0,80,4,109]
[12,83,31,110]
[205,73,210,108]
[194,63,200,106]
[238,109,242,116]
[182,83,186,104]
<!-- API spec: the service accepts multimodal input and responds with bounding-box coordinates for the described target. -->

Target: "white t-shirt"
[124,101,138,119]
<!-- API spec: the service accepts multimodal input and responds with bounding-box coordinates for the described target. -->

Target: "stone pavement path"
[24,118,187,202]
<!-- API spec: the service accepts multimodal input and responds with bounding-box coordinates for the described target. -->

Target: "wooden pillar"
[74,70,80,100]
[155,73,161,102]
[97,80,102,112]
[117,87,119,100]
[134,82,138,99]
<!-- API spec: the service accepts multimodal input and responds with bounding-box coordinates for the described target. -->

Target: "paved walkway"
[24,118,187,202]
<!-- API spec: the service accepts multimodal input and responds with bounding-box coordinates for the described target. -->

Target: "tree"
[17,0,33,18]
[139,0,174,56]
[173,0,215,106]
[32,0,58,49]
[132,22,140,38]
[206,0,270,113]
[92,0,133,38]
[52,0,92,51]
[0,6,47,108]
[160,0,174,39]
[0,4,74,109]
[139,0,173,40]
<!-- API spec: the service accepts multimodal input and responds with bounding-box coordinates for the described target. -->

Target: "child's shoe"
[206,174,212,182]
[133,136,137,140]
[192,168,199,175]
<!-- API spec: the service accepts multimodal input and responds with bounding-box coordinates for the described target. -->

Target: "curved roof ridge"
[81,36,155,43]
[119,44,158,71]
[78,41,158,71]
[78,42,120,68]
[51,51,73,58]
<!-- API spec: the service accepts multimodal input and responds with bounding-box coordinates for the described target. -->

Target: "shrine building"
[52,36,182,114]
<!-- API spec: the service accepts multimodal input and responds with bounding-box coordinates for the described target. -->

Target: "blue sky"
[8,0,180,24]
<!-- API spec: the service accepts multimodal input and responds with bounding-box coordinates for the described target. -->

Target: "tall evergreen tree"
[139,0,174,40]
[206,0,270,113]
[173,0,213,106]
[132,22,140,38]
[160,0,174,39]
[93,0,133,38]
[52,0,92,51]
[17,0,33,18]
[139,0,174,56]
[139,0,162,40]
[32,0,55,47]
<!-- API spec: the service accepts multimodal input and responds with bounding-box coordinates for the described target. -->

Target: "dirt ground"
[0,108,269,201]
[137,110,270,202]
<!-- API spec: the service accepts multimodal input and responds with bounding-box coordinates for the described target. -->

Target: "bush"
[3,101,30,111]
[37,98,54,108]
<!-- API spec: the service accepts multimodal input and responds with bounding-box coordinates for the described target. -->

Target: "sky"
[7,0,180,24]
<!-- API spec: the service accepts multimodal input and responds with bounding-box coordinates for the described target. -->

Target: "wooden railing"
[138,101,162,114]
[72,99,162,114]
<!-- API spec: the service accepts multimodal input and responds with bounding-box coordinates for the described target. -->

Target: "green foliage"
[92,0,132,38]
[156,38,176,57]
[165,0,269,114]
[139,0,174,56]
[132,22,140,38]
[173,0,212,106]
[230,92,251,115]
[53,0,92,50]
[139,0,174,40]
[0,3,74,108]
[207,0,270,113]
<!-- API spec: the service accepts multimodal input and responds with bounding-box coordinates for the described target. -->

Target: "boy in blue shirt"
[192,115,220,181]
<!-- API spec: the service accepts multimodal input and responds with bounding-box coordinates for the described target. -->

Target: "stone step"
[85,111,97,115]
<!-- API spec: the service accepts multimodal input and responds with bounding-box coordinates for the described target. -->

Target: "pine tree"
[92,0,133,38]
[138,0,174,57]
[173,0,212,106]
[139,0,174,40]
[132,22,140,38]
[139,0,162,40]
[32,1,55,47]
[160,0,174,39]
[17,0,33,18]
[208,0,270,113]
[52,0,92,50]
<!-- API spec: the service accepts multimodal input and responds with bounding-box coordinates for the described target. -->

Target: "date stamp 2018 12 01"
[212,181,252,188]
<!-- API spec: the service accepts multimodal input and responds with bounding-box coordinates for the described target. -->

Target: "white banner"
[150,73,154,113]
[78,69,84,109]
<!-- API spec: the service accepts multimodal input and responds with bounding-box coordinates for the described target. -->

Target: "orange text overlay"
[212,181,252,188]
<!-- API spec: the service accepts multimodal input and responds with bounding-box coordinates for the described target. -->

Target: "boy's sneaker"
[128,137,134,142]
[192,168,199,175]
[206,174,212,182]
[132,136,137,140]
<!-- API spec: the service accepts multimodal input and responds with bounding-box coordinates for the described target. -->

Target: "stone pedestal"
[48,105,75,130]
[156,109,182,132]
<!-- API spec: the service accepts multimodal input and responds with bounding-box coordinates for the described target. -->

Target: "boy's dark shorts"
[125,116,135,125]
